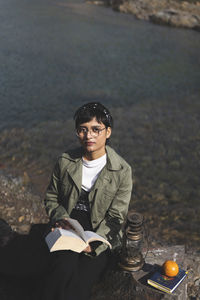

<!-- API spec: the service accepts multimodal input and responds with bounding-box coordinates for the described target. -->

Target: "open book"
[45,218,112,253]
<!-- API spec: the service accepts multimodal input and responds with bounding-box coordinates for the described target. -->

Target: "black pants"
[38,209,109,300]
[39,249,109,300]
[0,211,109,300]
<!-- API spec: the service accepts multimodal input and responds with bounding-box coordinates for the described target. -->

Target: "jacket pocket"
[96,190,115,217]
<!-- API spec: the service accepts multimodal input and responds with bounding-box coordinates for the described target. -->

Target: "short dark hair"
[74,102,113,129]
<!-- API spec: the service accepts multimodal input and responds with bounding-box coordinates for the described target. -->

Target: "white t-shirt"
[82,154,107,192]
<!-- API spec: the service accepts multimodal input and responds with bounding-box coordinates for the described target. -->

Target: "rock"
[92,246,200,300]
[150,9,200,29]
[89,0,200,30]
[18,224,31,234]
[23,171,30,185]
[194,278,200,286]
[170,189,180,203]
[154,193,166,202]
[18,216,25,223]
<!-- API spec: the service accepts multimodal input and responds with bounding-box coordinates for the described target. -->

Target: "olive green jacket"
[44,145,132,256]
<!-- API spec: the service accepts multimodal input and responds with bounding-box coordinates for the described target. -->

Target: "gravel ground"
[0,172,48,235]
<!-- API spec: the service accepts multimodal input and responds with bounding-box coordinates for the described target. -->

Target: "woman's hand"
[51,219,74,231]
[83,245,92,253]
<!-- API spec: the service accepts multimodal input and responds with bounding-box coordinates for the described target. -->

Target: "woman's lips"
[85,141,95,146]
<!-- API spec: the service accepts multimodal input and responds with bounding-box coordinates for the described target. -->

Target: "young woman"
[41,102,133,300]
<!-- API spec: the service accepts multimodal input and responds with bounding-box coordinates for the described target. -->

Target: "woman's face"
[77,117,111,160]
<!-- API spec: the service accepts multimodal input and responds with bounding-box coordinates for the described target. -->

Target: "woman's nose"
[86,130,93,137]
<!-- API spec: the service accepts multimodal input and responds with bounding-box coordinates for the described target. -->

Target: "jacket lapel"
[89,146,122,223]
[66,159,82,194]
[89,166,113,224]
[90,167,112,195]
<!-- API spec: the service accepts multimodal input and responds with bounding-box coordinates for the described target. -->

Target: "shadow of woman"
[0,219,51,300]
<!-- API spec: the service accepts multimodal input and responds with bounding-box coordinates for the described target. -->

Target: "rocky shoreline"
[87,0,200,30]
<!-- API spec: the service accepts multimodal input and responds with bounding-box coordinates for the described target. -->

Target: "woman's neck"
[83,148,106,161]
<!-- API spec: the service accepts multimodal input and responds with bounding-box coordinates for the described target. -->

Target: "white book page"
[84,231,112,248]
[66,218,87,241]
[51,234,86,253]
[45,228,83,249]
[66,219,111,247]
[59,228,83,240]
[84,231,103,241]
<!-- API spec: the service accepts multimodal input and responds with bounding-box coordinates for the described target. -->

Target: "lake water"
[0,0,200,247]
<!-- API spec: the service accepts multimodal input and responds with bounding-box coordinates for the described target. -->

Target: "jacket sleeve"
[94,165,133,256]
[44,159,70,225]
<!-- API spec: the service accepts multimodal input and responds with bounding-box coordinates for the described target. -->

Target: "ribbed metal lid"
[127,211,144,226]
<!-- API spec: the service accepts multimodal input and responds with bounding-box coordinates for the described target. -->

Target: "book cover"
[148,267,187,294]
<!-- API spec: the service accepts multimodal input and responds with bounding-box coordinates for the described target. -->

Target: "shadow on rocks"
[0,219,51,300]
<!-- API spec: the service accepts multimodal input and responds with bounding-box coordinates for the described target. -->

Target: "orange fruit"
[162,260,179,277]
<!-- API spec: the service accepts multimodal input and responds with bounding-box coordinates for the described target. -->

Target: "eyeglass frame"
[76,126,107,137]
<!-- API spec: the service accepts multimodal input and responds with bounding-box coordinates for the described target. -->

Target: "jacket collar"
[62,145,121,171]
[61,145,122,191]
[105,145,122,171]
[61,148,83,192]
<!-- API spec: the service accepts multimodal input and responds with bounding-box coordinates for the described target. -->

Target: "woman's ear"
[106,127,112,139]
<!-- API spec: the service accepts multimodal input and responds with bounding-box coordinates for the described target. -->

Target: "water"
[1,0,200,130]
[0,0,200,246]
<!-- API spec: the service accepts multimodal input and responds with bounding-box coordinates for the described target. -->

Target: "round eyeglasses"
[76,127,106,137]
